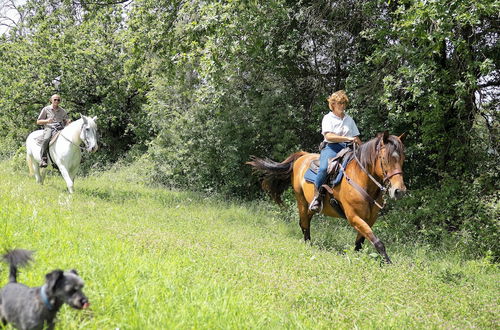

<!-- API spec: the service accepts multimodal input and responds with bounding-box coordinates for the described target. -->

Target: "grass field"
[0,161,498,329]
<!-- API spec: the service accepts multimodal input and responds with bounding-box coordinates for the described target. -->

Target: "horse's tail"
[247,151,307,205]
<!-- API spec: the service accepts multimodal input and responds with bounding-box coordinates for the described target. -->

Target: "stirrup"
[309,197,323,213]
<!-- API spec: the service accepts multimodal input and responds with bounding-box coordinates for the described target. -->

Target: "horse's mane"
[356,134,404,171]
[65,116,96,130]
[66,118,83,128]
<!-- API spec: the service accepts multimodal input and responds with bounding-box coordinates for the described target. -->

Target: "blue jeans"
[314,143,345,189]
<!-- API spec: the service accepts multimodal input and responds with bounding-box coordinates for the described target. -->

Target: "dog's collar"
[40,285,54,310]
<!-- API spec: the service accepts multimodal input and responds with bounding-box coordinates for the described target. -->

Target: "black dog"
[0,249,89,330]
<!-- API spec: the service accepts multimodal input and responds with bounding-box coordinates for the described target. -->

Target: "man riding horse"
[36,94,71,167]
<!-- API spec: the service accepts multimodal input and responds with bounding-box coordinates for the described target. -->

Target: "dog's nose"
[81,297,90,309]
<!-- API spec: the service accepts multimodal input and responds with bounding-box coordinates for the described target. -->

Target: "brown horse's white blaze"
[247,131,407,264]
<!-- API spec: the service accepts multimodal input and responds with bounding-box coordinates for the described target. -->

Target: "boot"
[309,186,324,212]
[40,157,48,168]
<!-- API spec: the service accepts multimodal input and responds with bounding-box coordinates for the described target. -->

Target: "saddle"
[305,147,354,218]
[312,147,350,176]
[34,130,62,146]
[307,147,353,185]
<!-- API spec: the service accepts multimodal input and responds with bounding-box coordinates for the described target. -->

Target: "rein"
[353,143,386,193]
[58,123,89,152]
[339,159,385,209]
[340,141,402,209]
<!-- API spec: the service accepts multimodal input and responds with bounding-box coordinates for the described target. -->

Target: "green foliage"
[348,0,499,185]
[380,178,499,260]
[0,0,150,165]
[130,0,305,194]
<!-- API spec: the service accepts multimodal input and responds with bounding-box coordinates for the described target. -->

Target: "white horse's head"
[81,115,98,152]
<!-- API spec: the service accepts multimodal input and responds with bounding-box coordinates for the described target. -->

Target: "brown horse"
[247,131,407,263]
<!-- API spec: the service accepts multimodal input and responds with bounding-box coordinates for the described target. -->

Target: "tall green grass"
[0,161,498,329]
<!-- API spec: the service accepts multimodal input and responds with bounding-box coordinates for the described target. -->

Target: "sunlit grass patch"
[0,161,498,329]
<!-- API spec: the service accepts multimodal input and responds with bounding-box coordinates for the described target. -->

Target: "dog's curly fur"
[0,249,89,330]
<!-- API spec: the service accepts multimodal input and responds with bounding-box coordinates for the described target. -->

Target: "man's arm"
[36,118,54,125]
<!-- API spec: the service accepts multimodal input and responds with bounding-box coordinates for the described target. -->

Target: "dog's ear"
[45,270,64,294]
[69,269,79,276]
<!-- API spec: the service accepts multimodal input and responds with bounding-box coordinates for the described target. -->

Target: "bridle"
[59,122,95,152]
[376,142,404,184]
[340,140,404,209]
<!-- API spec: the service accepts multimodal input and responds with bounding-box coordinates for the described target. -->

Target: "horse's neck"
[61,121,82,145]
[351,156,383,193]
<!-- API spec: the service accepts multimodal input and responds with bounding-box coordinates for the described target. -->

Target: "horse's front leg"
[347,213,391,264]
[354,211,378,251]
[58,165,74,194]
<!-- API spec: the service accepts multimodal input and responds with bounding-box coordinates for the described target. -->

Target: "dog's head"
[45,269,89,309]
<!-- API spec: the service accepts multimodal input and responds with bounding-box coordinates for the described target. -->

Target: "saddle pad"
[34,130,62,146]
[304,154,353,187]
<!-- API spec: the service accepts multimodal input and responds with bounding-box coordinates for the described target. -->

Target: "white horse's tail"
[26,152,34,176]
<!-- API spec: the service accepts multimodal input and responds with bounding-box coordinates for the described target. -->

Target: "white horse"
[26,115,98,193]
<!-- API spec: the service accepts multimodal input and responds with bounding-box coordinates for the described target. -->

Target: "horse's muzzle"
[87,145,98,152]
[389,187,406,199]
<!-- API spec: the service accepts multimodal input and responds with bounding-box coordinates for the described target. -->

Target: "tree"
[347,0,499,186]
[0,0,149,164]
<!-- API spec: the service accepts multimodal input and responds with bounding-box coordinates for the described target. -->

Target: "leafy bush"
[381,178,499,259]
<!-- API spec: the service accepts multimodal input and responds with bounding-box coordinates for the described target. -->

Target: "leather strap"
[339,162,384,209]
[353,144,386,192]
[384,170,403,182]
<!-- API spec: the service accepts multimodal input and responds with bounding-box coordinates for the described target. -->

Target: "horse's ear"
[398,132,407,142]
[92,116,97,122]
[382,130,389,143]
[81,115,88,125]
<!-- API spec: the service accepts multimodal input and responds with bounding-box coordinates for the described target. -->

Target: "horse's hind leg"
[347,214,391,264]
[355,234,365,251]
[296,193,313,241]
[33,164,44,184]
[27,153,43,184]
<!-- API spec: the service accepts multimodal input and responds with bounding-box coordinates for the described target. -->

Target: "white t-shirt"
[321,112,360,141]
